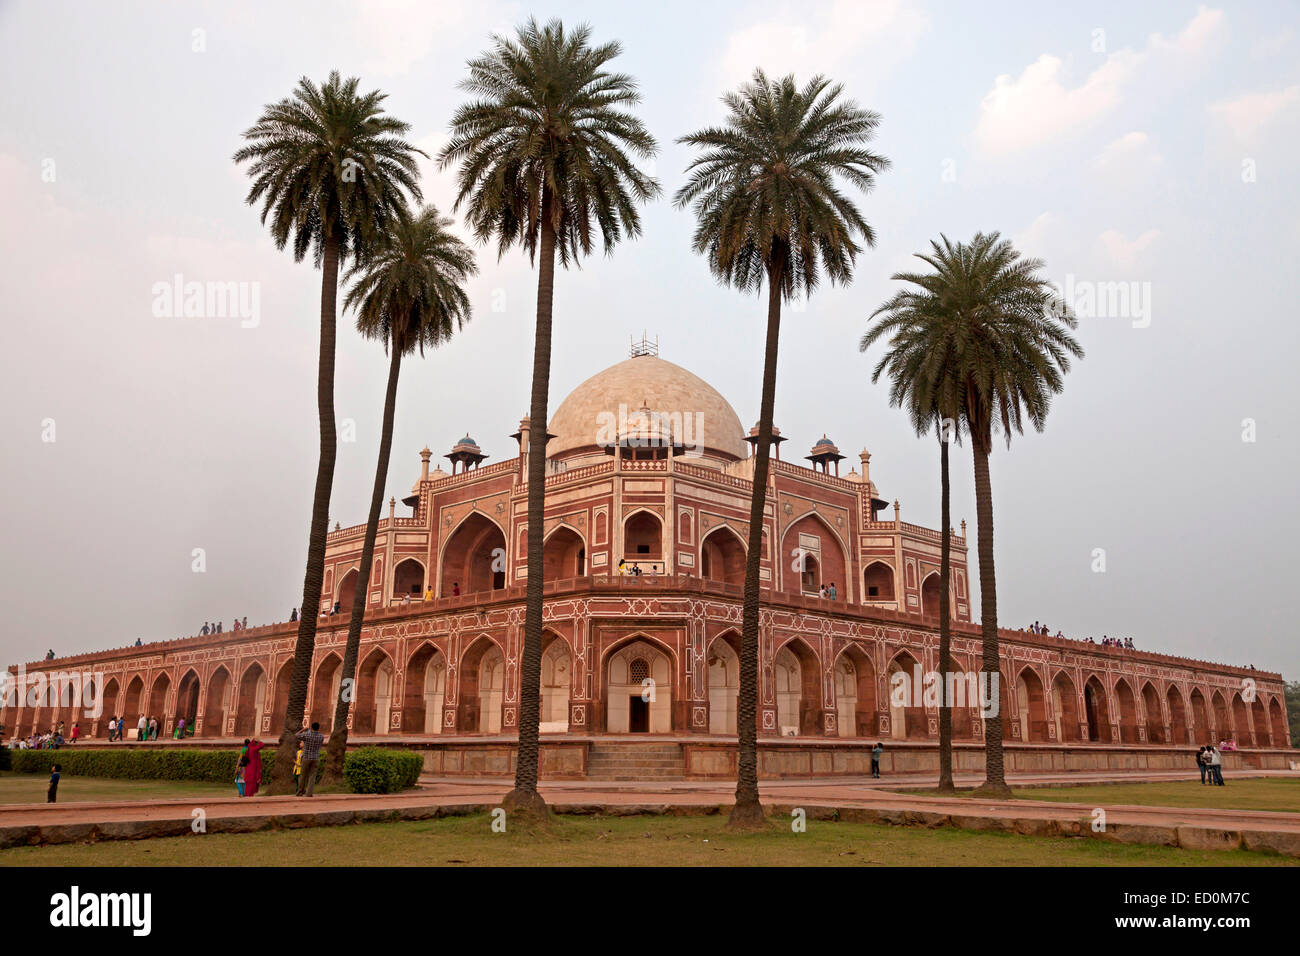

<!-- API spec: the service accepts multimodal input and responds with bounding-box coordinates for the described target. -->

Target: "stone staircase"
[586,742,685,781]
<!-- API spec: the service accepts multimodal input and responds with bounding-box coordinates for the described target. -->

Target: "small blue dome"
[815,436,834,447]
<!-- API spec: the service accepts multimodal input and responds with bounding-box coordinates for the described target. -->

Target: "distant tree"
[1285,680,1300,746]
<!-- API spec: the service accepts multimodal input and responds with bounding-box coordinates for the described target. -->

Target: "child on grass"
[47,764,61,803]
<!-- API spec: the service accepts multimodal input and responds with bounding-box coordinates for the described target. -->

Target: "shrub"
[343,747,424,794]
[8,746,418,792]
[0,747,10,771]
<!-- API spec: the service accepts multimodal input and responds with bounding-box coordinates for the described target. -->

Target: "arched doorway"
[943,661,975,739]
[123,675,144,726]
[605,639,673,733]
[404,643,446,734]
[707,633,740,734]
[1084,676,1110,742]
[1139,682,1165,743]
[456,637,500,732]
[309,653,343,733]
[392,558,425,601]
[234,664,266,737]
[920,572,943,619]
[540,634,571,732]
[175,670,201,735]
[1189,688,1210,745]
[97,678,121,738]
[1016,668,1048,741]
[543,527,586,580]
[1115,679,1139,743]
[1051,671,1081,742]
[776,639,821,736]
[834,644,877,738]
[1250,698,1270,747]
[622,510,664,572]
[336,568,359,616]
[440,514,507,596]
[1230,693,1251,746]
[202,667,231,737]
[355,649,394,735]
[1270,698,1287,749]
[781,513,847,599]
[862,561,894,602]
[888,651,926,739]
[701,528,745,587]
[148,672,171,724]
[1166,686,1189,745]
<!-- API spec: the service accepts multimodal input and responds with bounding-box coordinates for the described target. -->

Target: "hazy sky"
[1,1,1296,677]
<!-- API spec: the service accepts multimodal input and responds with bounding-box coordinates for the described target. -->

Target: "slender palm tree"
[860,291,966,791]
[676,71,887,828]
[320,205,476,782]
[438,18,659,817]
[234,72,423,793]
[866,234,1082,795]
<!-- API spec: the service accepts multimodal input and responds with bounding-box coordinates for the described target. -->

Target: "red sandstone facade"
[3,353,1292,773]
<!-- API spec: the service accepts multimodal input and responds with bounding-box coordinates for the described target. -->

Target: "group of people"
[816,582,839,600]
[200,617,250,636]
[615,561,658,579]
[13,728,72,749]
[1196,745,1226,785]
[233,723,327,798]
[105,714,169,741]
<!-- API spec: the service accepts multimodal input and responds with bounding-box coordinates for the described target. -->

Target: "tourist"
[290,607,298,622]
[402,593,411,606]
[293,743,304,792]
[46,649,55,660]
[148,715,159,740]
[236,742,249,797]
[201,622,210,636]
[1196,746,1209,784]
[176,716,186,739]
[242,616,248,629]
[871,741,883,778]
[294,722,326,797]
[1208,745,1224,786]
[423,587,433,602]
[243,738,267,797]
[107,715,117,741]
[134,638,142,647]
[69,722,79,744]
[452,582,461,596]
[47,764,61,803]
[827,582,837,601]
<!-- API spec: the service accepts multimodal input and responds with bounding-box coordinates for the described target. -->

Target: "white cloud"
[719,0,929,88]
[1208,85,1300,143]
[974,7,1224,154]
[1099,228,1161,268]
[1016,212,1056,251]
[1094,131,1163,173]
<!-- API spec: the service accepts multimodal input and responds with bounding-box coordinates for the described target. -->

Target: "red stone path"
[2,769,1299,857]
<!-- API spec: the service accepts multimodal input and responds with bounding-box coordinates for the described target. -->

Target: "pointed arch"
[1188,688,1210,745]
[202,666,231,737]
[920,571,944,619]
[1016,666,1048,742]
[335,566,360,616]
[604,635,674,733]
[700,525,746,587]
[1050,670,1081,742]
[457,635,506,733]
[707,631,741,734]
[1114,677,1139,743]
[309,652,343,733]
[543,524,587,580]
[355,647,395,735]
[1249,697,1270,747]
[392,557,425,600]
[781,510,849,599]
[1083,674,1110,742]
[540,631,572,731]
[234,663,267,737]
[622,508,664,567]
[1140,681,1165,743]
[404,640,447,735]
[1166,685,1189,745]
[1269,697,1287,749]
[862,560,895,602]
[833,643,877,738]
[97,677,121,738]
[174,668,201,734]
[439,512,507,596]
[887,649,926,740]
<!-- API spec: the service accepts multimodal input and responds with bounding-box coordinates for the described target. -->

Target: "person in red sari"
[243,739,267,797]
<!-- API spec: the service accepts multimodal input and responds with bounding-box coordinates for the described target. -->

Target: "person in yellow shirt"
[292,744,304,791]
[423,586,433,602]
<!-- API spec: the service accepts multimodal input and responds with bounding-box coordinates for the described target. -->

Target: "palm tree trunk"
[972,440,1009,794]
[936,427,954,792]
[503,190,556,818]
[730,262,783,830]
[323,341,403,783]
[269,232,340,795]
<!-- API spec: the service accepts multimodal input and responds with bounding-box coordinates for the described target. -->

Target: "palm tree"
[438,18,659,817]
[321,205,476,782]
[676,71,888,827]
[865,234,1082,795]
[860,288,966,791]
[234,72,423,793]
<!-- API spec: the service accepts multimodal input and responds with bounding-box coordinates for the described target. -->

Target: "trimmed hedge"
[0,747,9,771]
[343,747,424,794]
[7,747,420,793]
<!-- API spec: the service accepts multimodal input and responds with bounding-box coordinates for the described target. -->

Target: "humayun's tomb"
[4,345,1293,778]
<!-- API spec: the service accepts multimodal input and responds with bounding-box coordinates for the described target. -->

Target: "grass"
[903,778,1300,813]
[2,812,1295,867]
[0,771,234,805]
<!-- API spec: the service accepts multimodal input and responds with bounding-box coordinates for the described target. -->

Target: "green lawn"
[0,771,234,805]
[902,778,1300,813]
[2,812,1295,867]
